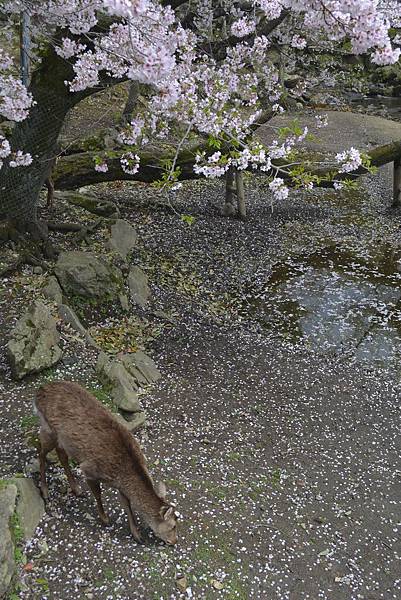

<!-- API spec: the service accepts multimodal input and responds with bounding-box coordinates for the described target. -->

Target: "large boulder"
[43,275,63,304]
[108,219,137,260]
[12,478,45,541]
[7,301,62,379]
[55,251,124,299]
[0,484,17,598]
[95,351,161,420]
[0,478,44,598]
[115,411,146,432]
[128,266,150,308]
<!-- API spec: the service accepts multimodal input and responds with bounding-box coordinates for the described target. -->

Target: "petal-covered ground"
[1,150,400,599]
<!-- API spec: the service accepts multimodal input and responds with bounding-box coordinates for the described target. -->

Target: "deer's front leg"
[119,492,142,543]
[86,479,110,525]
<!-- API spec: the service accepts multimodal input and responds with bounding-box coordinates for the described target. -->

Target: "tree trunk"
[0,42,88,224]
[0,31,128,226]
[221,167,237,216]
[120,82,140,125]
[53,146,199,189]
[50,138,401,195]
[236,170,246,220]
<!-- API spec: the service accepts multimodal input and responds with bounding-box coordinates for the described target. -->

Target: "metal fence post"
[20,11,31,86]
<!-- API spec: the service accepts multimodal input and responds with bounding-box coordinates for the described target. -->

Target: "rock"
[12,478,45,540]
[122,350,161,385]
[55,251,123,299]
[24,457,40,476]
[96,353,140,412]
[0,483,17,599]
[115,411,146,432]
[7,301,62,379]
[96,351,109,374]
[176,576,188,593]
[96,353,138,391]
[108,219,138,260]
[43,276,63,304]
[119,293,130,312]
[0,478,45,598]
[58,304,98,348]
[61,356,79,367]
[33,266,43,275]
[110,381,141,413]
[128,266,150,308]
[121,358,148,387]
[95,352,158,414]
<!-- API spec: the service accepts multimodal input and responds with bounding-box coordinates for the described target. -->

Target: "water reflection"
[246,246,401,364]
[351,95,401,119]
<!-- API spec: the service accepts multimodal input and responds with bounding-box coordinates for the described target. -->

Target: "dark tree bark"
[0,37,84,224]
[236,170,246,220]
[120,82,140,125]
[0,27,128,227]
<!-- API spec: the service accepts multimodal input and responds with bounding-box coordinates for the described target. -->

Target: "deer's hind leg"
[39,428,56,500]
[55,446,81,496]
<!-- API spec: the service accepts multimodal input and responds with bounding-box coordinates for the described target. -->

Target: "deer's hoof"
[71,484,83,497]
[100,514,111,526]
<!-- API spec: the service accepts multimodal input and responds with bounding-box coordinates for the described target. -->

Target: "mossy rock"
[55,251,124,300]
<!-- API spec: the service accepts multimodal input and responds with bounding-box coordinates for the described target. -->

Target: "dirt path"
[2,319,400,599]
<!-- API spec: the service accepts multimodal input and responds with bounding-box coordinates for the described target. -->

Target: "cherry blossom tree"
[0,0,399,231]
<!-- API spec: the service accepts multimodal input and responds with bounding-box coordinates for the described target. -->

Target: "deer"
[34,381,178,545]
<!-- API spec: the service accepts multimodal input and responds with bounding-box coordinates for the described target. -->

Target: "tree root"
[47,221,83,232]
[47,217,104,243]
[0,251,47,278]
[0,215,104,278]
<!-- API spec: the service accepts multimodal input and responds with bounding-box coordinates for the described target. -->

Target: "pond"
[244,244,401,367]
[351,95,401,120]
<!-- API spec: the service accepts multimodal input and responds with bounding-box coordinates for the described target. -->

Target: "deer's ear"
[160,505,174,520]
[155,481,167,499]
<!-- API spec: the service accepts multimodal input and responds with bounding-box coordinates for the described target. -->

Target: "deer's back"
[36,381,147,482]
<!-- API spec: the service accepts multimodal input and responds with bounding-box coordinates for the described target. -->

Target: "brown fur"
[35,381,178,544]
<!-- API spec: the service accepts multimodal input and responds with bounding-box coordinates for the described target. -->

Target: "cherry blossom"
[0,0,399,199]
[336,147,363,173]
[9,150,33,168]
[120,152,140,175]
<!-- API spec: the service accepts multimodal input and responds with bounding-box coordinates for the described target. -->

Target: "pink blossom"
[9,151,33,168]
[336,147,363,173]
[269,178,289,200]
[120,152,140,174]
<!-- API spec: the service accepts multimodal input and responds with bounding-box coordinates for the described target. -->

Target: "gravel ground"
[1,152,401,599]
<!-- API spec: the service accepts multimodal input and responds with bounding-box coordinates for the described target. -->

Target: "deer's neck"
[121,472,164,518]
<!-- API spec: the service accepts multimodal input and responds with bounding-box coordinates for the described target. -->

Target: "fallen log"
[53,138,401,189]
[53,145,199,189]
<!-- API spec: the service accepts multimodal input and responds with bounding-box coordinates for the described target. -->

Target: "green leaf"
[207,135,222,149]
[180,214,196,226]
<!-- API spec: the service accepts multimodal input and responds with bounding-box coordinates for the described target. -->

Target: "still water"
[244,245,401,365]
